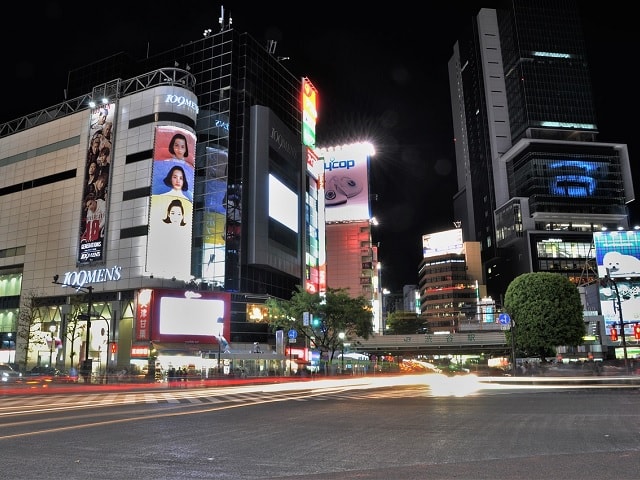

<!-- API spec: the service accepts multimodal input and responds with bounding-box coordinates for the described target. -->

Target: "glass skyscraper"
[449,0,633,301]
[67,26,305,300]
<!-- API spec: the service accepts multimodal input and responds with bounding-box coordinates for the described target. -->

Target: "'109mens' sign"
[60,265,122,289]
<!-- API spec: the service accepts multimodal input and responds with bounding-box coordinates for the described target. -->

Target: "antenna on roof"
[218,5,232,32]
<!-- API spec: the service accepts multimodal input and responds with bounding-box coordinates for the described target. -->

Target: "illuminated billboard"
[302,78,318,147]
[317,143,373,223]
[422,228,464,258]
[593,230,640,279]
[201,145,229,287]
[593,230,640,337]
[146,126,196,280]
[547,160,608,198]
[78,103,116,265]
[135,289,231,344]
[305,146,325,295]
[247,105,301,277]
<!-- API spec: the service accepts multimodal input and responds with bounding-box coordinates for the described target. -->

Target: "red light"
[610,327,618,342]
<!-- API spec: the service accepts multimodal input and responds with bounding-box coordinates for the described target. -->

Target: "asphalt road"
[1,375,638,479]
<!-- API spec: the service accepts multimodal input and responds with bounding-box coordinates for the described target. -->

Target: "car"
[0,363,23,384]
[27,366,78,384]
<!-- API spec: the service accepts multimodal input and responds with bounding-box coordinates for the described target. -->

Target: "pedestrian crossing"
[0,384,432,413]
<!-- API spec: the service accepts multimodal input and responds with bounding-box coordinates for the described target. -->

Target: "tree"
[15,289,44,371]
[265,286,374,367]
[504,272,585,361]
[385,311,426,334]
[63,302,87,371]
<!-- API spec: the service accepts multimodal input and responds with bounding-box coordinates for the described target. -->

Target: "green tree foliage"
[504,272,585,361]
[385,311,426,334]
[265,286,373,362]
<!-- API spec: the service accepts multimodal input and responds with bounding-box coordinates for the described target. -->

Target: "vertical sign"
[302,77,318,148]
[146,126,197,280]
[78,103,115,265]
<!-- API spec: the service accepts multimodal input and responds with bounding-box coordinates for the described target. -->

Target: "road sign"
[499,313,511,325]
[288,329,297,339]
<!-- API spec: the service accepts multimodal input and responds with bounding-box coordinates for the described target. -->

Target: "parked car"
[0,363,23,384]
[27,366,78,384]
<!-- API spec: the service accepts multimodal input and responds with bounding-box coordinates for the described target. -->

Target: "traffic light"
[610,327,618,342]
[634,323,640,340]
[312,316,321,328]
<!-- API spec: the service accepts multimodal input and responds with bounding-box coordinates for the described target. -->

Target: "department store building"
[0,26,319,378]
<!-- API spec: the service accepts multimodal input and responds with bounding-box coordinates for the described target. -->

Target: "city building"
[447,1,635,359]
[316,143,382,333]
[401,285,420,314]
[0,18,324,377]
[449,1,633,300]
[418,228,487,333]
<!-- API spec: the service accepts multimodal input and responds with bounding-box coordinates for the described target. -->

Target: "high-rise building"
[448,1,633,302]
[0,19,317,375]
[316,143,382,333]
[418,228,485,333]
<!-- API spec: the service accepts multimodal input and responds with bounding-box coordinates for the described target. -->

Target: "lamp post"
[53,275,94,383]
[601,272,629,374]
[510,316,517,376]
[48,321,57,367]
[338,332,345,374]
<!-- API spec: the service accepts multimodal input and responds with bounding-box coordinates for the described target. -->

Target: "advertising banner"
[146,126,196,280]
[422,228,464,259]
[320,144,371,222]
[78,103,115,265]
[593,231,640,335]
[134,289,231,343]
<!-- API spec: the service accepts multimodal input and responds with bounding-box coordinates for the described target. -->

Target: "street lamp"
[53,275,94,383]
[48,321,57,367]
[338,332,345,374]
[510,316,517,376]
[601,272,630,374]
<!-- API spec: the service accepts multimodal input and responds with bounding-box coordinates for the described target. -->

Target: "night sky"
[2,1,635,292]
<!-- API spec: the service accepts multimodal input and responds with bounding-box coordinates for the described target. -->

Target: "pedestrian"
[168,366,176,388]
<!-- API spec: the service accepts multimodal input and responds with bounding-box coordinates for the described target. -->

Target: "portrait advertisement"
[151,159,195,202]
[146,125,197,280]
[78,103,116,265]
[153,125,196,168]
[146,195,193,280]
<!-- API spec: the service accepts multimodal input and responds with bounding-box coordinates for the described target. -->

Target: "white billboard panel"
[422,228,463,258]
[319,144,371,222]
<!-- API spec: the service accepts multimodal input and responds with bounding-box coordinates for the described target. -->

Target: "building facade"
[316,143,382,333]
[418,228,486,333]
[448,1,633,302]
[448,1,635,360]
[0,23,317,377]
